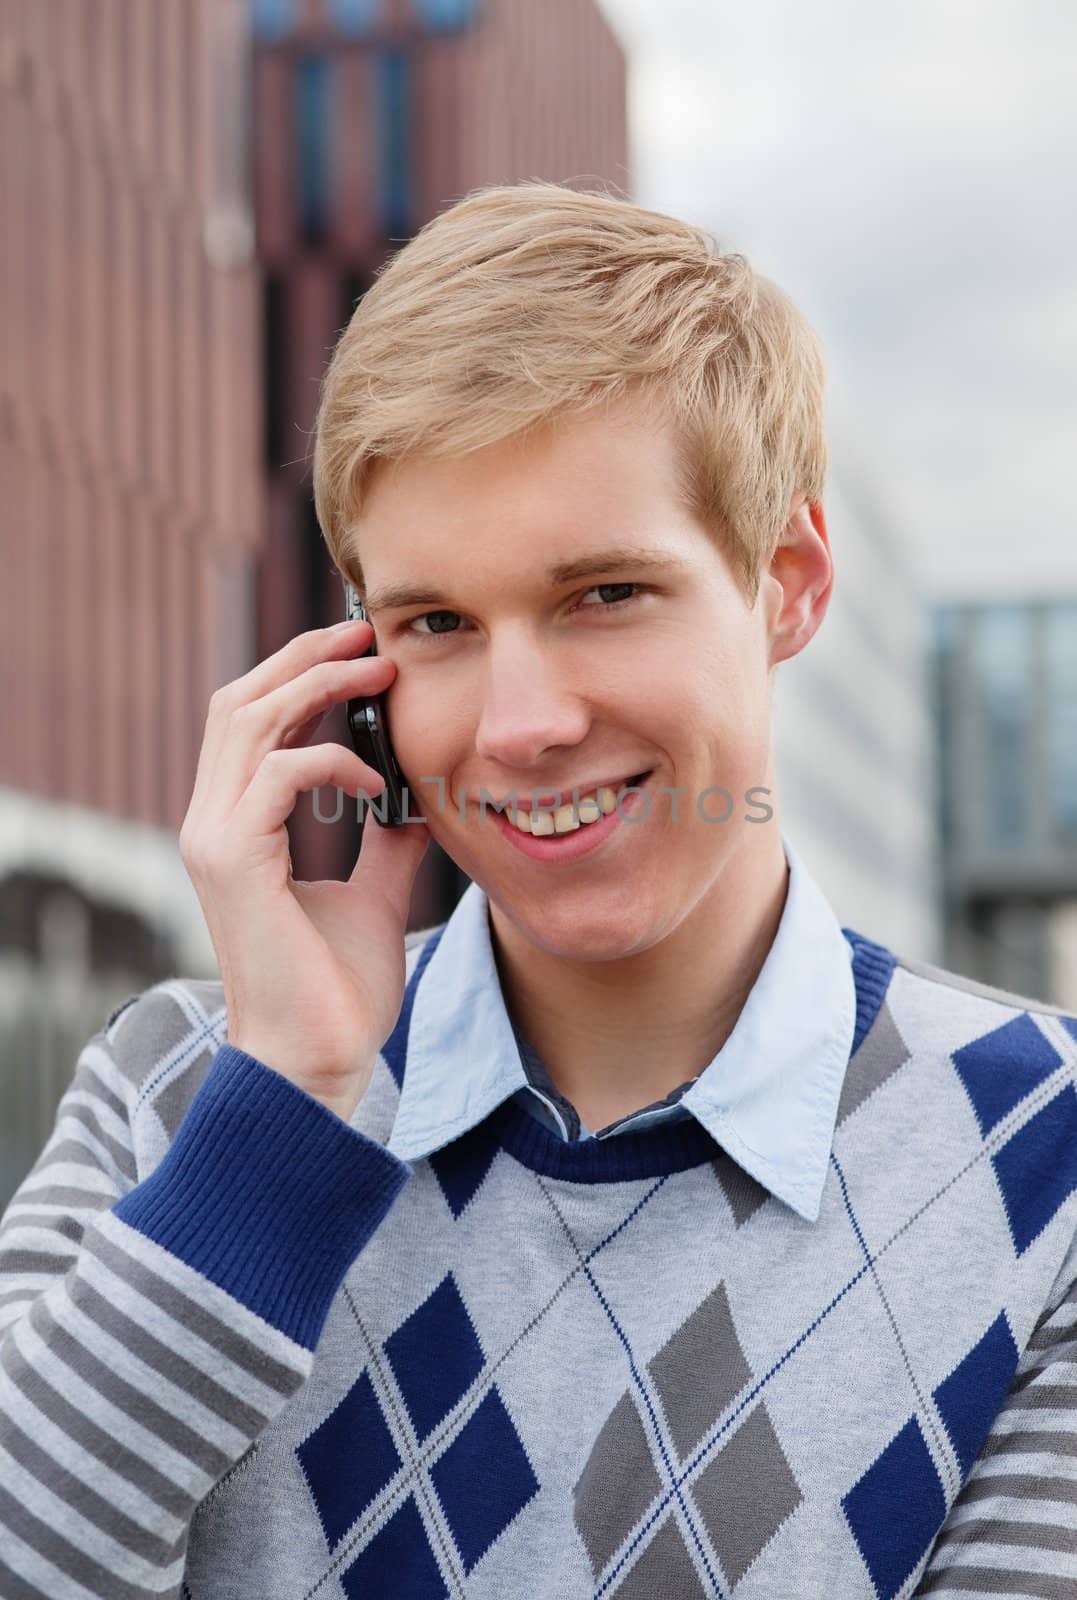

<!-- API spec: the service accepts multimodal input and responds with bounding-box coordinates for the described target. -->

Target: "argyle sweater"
[2,928,1077,1600]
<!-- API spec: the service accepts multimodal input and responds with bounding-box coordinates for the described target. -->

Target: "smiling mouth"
[503,771,653,836]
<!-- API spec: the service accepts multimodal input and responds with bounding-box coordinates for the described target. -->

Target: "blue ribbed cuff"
[113,1043,412,1351]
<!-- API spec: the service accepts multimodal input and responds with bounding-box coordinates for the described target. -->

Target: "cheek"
[385,681,457,785]
[664,652,770,779]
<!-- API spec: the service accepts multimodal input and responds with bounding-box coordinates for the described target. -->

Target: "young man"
[2,181,1076,1600]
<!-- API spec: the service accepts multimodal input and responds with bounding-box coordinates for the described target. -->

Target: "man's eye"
[407,610,465,638]
[578,582,643,612]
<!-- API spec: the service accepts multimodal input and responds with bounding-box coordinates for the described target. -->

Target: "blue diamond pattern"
[933,1311,1019,1480]
[952,1013,1062,1138]
[1062,1016,1077,1047]
[992,1082,1077,1255]
[430,1126,501,1218]
[340,1493,449,1599]
[384,1273,485,1443]
[296,1368,401,1551]
[842,1415,946,1600]
[429,1384,540,1574]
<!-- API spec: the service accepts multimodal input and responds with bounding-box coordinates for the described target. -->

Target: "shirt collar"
[385,832,857,1223]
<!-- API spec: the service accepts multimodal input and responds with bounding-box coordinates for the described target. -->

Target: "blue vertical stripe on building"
[327,0,385,34]
[296,53,335,245]
[410,0,479,33]
[377,47,413,240]
[250,0,295,41]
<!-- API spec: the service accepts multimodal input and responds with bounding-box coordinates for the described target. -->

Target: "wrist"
[225,1036,374,1123]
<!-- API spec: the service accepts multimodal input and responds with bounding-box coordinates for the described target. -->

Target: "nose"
[472,627,591,771]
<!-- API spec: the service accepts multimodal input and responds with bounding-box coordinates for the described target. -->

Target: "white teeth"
[552,806,577,834]
[508,782,631,836]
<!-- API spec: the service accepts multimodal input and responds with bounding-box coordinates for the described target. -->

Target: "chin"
[493,875,666,962]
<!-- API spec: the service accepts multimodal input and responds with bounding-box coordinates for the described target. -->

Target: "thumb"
[347,808,432,922]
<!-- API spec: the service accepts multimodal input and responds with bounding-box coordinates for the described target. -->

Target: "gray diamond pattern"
[712,1153,771,1227]
[575,1280,803,1591]
[574,1388,664,1576]
[615,1514,710,1598]
[692,1401,803,1585]
[836,1001,910,1126]
[647,1283,754,1461]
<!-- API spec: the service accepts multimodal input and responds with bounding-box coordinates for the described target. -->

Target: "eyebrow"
[362,547,691,615]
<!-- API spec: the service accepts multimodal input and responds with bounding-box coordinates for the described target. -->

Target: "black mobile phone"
[342,581,407,827]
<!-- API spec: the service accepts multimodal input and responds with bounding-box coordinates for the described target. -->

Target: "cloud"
[598,0,1077,597]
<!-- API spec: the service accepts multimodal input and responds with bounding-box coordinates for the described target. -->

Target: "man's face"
[354,393,782,961]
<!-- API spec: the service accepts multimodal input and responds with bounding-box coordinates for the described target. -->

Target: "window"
[251,0,295,40]
[410,0,478,32]
[327,0,384,33]
[376,47,412,239]
[975,606,1030,848]
[295,53,335,246]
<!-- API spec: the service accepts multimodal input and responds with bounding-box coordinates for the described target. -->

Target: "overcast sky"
[598,0,1076,601]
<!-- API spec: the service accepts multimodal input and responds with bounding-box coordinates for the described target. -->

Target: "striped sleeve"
[0,1000,413,1600]
[914,1221,1077,1598]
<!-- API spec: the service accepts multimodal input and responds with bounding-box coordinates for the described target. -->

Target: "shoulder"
[901,953,1077,1087]
[844,924,1075,1025]
[892,948,1077,1026]
[102,975,228,1100]
[847,928,1077,1075]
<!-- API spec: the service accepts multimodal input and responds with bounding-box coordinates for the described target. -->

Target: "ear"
[765,496,834,669]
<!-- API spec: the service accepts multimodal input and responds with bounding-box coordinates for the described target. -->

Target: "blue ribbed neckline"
[842,926,897,1057]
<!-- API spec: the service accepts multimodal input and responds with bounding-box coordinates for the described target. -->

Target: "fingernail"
[330,618,362,630]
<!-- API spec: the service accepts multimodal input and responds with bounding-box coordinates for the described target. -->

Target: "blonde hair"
[312,179,826,607]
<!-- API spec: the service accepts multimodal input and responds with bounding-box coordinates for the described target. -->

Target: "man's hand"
[179,618,431,1120]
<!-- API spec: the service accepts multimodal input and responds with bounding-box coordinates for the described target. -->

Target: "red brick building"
[0,0,628,1199]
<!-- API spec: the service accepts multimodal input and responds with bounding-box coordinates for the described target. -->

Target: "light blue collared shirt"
[386,833,857,1222]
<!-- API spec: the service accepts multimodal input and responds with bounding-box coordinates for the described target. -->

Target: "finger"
[229,618,377,713]
[189,619,378,819]
[229,742,385,851]
[200,654,397,826]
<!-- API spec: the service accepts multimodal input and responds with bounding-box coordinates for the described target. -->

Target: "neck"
[486,825,790,1134]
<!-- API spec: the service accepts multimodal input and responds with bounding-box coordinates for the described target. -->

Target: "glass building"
[932,599,1077,1004]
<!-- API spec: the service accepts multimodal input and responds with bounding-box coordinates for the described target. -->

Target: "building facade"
[932,597,1077,1007]
[0,0,629,1205]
